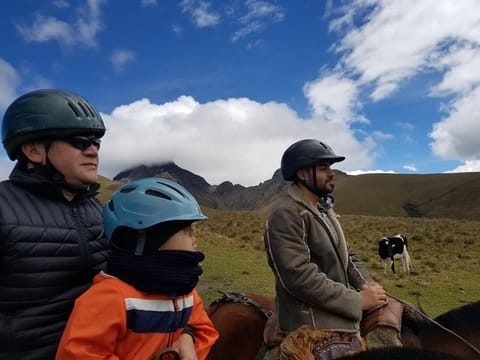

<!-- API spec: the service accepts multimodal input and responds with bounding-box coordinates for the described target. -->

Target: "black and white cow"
[378,234,411,275]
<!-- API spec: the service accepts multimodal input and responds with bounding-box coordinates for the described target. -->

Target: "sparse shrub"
[444,236,455,244]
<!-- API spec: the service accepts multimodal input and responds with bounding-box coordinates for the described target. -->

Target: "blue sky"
[1,0,480,186]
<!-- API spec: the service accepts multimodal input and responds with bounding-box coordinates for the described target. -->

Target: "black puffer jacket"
[0,165,109,360]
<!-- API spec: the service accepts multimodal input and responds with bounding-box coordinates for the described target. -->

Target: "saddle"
[360,296,404,336]
[262,297,404,359]
[280,326,366,360]
[263,313,288,348]
[263,316,365,360]
[360,296,404,349]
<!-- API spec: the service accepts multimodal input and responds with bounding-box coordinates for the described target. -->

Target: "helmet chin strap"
[299,165,328,199]
[32,142,88,194]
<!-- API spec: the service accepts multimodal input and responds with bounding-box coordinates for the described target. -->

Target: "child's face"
[158,225,197,251]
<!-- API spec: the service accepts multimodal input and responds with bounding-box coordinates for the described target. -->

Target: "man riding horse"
[262,139,403,359]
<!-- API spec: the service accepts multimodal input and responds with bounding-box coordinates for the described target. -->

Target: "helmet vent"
[77,101,94,118]
[146,189,172,200]
[67,102,81,117]
[85,102,98,118]
[120,187,135,193]
[107,200,115,211]
[160,182,186,198]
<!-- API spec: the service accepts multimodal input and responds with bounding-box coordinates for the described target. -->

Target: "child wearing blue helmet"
[56,178,219,360]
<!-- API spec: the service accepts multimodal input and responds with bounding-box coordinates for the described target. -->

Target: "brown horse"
[205,291,480,360]
[206,291,275,360]
[401,300,480,359]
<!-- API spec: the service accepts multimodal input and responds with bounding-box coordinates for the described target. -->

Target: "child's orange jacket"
[56,272,218,359]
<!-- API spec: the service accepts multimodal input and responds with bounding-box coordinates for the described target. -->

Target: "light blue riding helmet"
[103,177,207,247]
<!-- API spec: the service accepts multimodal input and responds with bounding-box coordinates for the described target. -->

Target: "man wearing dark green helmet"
[0,89,110,359]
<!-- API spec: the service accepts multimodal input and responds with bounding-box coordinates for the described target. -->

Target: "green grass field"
[196,209,480,318]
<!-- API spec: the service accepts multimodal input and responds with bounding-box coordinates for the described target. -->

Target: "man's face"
[297,161,336,196]
[312,162,336,194]
[47,135,101,188]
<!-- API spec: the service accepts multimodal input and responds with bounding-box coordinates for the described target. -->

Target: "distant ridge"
[333,171,480,219]
[101,162,480,221]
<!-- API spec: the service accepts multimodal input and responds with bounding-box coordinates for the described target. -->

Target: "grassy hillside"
[96,175,123,203]
[334,172,480,220]
[96,174,480,317]
[99,169,480,220]
[196,209,480,318]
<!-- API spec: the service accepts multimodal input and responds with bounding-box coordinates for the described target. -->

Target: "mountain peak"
[108,163,480,220]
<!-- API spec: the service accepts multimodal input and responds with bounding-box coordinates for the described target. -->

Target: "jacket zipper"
[71,205,92,268]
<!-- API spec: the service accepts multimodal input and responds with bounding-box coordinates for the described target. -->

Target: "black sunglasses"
[63,136,101,151]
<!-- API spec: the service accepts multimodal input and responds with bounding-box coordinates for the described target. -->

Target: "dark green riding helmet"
[281,139,345,181]
[2,89,106,160]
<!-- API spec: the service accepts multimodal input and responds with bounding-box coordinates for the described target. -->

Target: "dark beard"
[305,179,334,198]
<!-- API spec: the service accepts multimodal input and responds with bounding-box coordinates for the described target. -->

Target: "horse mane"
[400,300,480,332]
[434,301,480,328]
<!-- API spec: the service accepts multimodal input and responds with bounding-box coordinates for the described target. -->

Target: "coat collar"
[288,183,349,269]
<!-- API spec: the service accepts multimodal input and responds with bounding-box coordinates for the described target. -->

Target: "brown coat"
[264,184,369,333]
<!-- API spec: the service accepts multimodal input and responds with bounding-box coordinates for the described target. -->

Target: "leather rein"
[210,291,479,356]
[389,294,480,356]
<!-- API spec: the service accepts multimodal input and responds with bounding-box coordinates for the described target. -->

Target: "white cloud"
[141,0,157,7]
[24,76,53,93]
[5,1,480,184]
[446,160,480,173]
[76,0,105,46]
[429,44,480,96]
[16,15,74,44]
[99,95,374,186]
[231,22,263,42]
[0,158,13,181]
[332,0,480,101]
[403,164,417,172]
[396,122,415,132]
[321,0,480,173]
[177,0,284,42]
[111,49,136,72]
[371,131,393,141]
[172,24,183,35]
[16,0,105,47]
[241,0,285,23]
[303,73,367,125]
[180,0,220,28]
[347,169,395,175]
[0,58,54,113]
[429,85,480,160]
[52,0,70,9]
[0,58,19,111]
[231,0,285,42]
